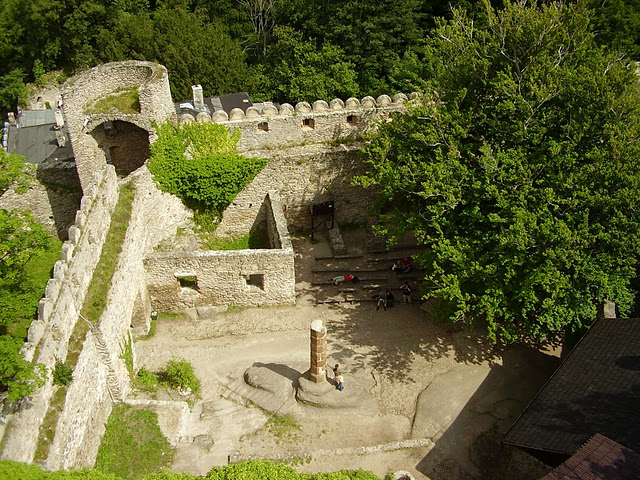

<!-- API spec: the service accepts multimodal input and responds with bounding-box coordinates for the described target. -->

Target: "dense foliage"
[357,0,640,343]
[0,150,56,401]
[148,122,266,219]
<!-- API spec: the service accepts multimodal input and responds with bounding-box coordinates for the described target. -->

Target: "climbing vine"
[148,122,266,220]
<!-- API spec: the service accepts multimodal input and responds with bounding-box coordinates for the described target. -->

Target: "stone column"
[310,320,327,383]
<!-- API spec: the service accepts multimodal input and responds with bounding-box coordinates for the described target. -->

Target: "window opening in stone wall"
[347,115,359,126]
[176,274,199,292]
[258,122,269,132]
[245,274,265,290]
[302,118,315,129]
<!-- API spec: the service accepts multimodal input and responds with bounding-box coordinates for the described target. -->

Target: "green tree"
[0,69,29,114]
[0,151,52,401]
[276,0,425,95]
[357,0,640,342]
[0,336,46,401]
[257,26,360,102]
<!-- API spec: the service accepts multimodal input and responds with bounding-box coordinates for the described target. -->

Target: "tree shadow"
[414,346,560,479]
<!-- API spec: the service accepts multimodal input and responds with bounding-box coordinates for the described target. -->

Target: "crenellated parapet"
[178,93,420,152]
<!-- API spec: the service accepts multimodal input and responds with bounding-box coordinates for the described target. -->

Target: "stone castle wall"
[180,93,412,153]
[1,166,119,464]
[192,93,417,238]
[215,147,377,238]
[46,167,191,469]
[145,191,295,310]
[2,61,419,469]
[61,61,175,191]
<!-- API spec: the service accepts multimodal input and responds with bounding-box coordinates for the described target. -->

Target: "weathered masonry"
[0,60,419,469]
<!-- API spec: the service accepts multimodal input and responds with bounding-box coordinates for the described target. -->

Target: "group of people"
[374,282,413,310]
[392,257,412,274]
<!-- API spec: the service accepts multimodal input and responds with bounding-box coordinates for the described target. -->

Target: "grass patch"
[95,403,174,480]
[204,228,270,251]
[264,413,301,443]
[82,182,135,323]
[84,87,140,115]
[121,335,134,380]
[135,367,159,393]
[33,386,68,464]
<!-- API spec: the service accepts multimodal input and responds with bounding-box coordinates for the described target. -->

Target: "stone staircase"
[89,324,124,401]
[218,375,293,414]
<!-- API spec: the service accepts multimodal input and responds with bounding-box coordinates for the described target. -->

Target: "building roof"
[503,318,640,458]
[541,433,640,480]
[6,124,73,166]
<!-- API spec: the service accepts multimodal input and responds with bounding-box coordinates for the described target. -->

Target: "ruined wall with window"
[144,191,295,310]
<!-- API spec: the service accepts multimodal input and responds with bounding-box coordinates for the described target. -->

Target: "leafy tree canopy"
[357,0,640,343]
[256,26,360,103]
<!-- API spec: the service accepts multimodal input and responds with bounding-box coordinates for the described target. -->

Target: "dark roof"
[503,318,640,458]
[541,433,640,480]
[6,114,73,165]
[216,92,251,113]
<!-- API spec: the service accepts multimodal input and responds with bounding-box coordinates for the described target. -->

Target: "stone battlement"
[179,93,420,152]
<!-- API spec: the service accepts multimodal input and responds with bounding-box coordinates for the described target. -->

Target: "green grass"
[84,87,140,115]
[33,386,68,464]
[95,403,174,480]
[82,182,135,323]
[264,414,301,442]
[204,228,270,250]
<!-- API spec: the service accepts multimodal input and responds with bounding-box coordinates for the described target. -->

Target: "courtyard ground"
[134,230,560,479]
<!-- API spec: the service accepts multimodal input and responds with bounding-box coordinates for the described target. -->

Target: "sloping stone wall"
[145,191,295,310]
[0,166,119,464]
[45,167,191,469]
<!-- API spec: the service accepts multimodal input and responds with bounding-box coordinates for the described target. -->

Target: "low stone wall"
[1,166,119,464]
[145,191,295,310]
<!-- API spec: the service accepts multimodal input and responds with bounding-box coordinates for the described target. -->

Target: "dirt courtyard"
[134,232,560,480]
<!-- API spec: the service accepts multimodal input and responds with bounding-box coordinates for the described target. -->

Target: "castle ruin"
[0,60,416,469]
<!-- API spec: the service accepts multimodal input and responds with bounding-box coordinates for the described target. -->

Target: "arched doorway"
[90,121,150,177]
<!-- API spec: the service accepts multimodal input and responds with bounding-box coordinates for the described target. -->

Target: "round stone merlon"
[311,319,324,333]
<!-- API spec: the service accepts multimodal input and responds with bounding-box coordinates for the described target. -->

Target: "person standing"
[401,282,412,306]
[376,290,388,311]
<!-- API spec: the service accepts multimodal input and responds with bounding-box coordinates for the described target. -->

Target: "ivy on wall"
[148,122,266,220]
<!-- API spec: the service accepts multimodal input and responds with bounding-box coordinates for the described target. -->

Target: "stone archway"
[90,120,150,177]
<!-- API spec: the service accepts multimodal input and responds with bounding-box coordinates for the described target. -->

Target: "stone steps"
[219,375,289,414]
[90,325,124,401]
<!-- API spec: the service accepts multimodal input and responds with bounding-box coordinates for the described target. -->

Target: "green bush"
[135,367,159,393]
[161,359,200,395]
[148,122,266,220]
[52,361,73,386]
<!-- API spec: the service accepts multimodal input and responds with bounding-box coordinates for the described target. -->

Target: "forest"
[1,0,640,114]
